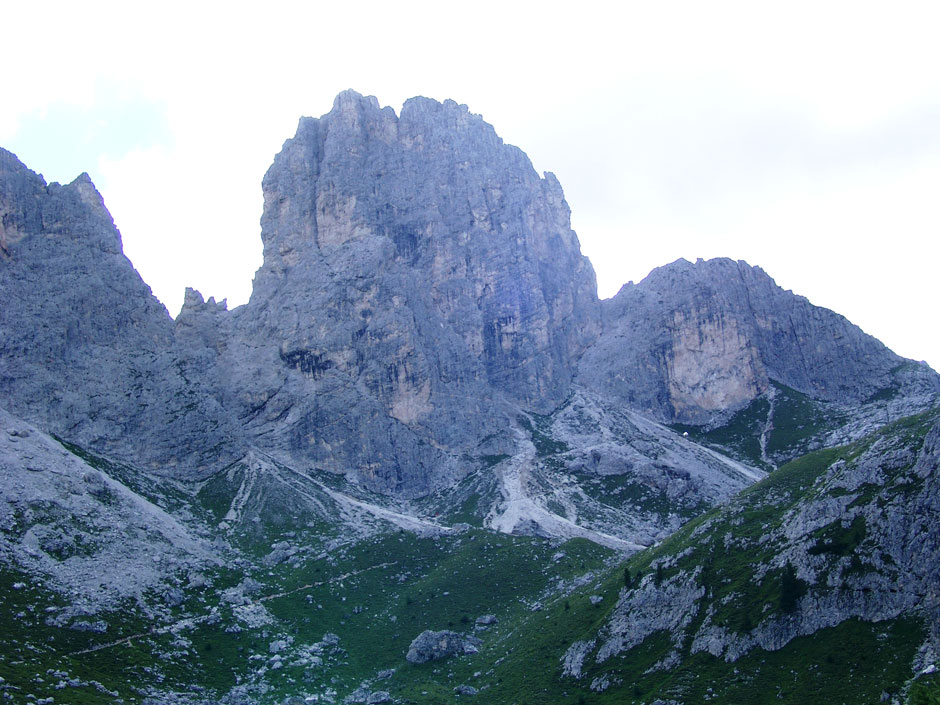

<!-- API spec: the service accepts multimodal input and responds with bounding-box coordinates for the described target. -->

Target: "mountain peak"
[332,88,380,112]
[582,255,938,424]
[66,171,112,222]
[1,91,939,705]
[239,91,600,492]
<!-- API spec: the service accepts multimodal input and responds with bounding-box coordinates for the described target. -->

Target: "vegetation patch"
[520,413,569,457]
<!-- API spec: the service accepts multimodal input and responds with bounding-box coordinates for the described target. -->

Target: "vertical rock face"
[579,257,939,423]
[251,91,598,405]
[0,149,242,476]
[224,91,600,494]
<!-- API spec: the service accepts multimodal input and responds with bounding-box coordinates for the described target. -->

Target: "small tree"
[780,562,806,613]
[623,567,632,588]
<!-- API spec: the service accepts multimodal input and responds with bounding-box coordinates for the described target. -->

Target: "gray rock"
[269,639,290,654]
[221,91,600,496]
[0,149,244,480]
[163,587,185,607]
[69,619,108,633]
[239,578,263,596]
[454,684,478,696]
[406,629,482,664]
[187,572,209,589]
[263,542,296,567]
[345,686,370,703]
[579,257,940,424]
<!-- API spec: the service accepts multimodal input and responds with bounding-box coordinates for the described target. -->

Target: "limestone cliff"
[579,257,939,424]
[0,149,243,477]
[218,91,600,494]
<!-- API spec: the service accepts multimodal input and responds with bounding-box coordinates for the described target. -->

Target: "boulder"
[406,630,482,664]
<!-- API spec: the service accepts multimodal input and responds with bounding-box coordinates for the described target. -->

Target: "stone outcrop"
[579,257,939,424]
[405,629,482,664]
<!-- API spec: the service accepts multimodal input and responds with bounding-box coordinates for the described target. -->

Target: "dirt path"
[68,560,398,656]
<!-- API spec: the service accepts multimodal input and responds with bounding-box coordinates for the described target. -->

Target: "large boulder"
[406,629,482,664]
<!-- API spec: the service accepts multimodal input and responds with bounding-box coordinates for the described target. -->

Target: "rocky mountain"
[1,91,939,705]
[548,408,940,704]
[3,93,936,495]
[0,149,244,478]
[215,90,599,496]
[579,256,939,425]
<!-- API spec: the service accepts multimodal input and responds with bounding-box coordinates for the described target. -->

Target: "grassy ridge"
[461,410,939,704]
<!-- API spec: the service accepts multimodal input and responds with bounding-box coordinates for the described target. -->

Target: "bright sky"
[3,1,939,369]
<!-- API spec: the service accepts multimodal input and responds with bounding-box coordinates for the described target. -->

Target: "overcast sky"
[3,1,939,369]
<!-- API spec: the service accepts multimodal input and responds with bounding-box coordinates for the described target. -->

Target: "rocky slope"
[417,385,765,550]
[1,409,937,704]
[536,408,940,704]
[0,405,220,612]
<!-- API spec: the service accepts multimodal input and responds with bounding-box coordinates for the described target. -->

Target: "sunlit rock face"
[663,307,768,417]
[220,91,600,495]
[579,257,938,424]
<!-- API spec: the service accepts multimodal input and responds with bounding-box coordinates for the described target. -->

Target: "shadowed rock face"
[579,257,940,424]
[406,629,482,664]
[0,149,244,477]
[217,91,600,495]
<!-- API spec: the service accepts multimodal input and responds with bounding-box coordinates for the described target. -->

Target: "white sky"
[3,1,939,369]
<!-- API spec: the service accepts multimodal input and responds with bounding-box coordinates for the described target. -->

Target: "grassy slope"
[0,524,614,704]
[455,410,940,705]
[673,381,846,469]
[3,411,938,704]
